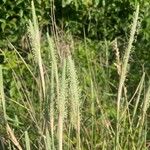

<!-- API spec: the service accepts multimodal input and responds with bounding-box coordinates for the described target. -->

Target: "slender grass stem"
[116,3,139,149]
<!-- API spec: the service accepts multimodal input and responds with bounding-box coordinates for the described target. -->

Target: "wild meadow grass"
[0,1,150,150]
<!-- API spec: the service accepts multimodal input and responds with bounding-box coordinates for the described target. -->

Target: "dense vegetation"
[0,0,150,149]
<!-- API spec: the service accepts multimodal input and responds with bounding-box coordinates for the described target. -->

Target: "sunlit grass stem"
[28,1,45,99]
[116,3,139,149]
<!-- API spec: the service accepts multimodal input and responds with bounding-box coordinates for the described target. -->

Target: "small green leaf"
[62,0,72,7]
[2,0,6,3]
[0,19,6,23]
[1,23,6,32]
[94,0,99,6]
[19,9,23,17]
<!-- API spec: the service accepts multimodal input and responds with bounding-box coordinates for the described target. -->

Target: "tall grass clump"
[116,3,139,149]
[0,58,23,150]
[28,1,45,99]
[24,1,80,149]
[1,1,150,150]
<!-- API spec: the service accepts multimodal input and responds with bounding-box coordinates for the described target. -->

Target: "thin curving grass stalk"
[44,127,51,150]
[131,73,145,124]
[137,83,150,139]
[25,131,31,150]
[0,64,6,120]
[0,64,23,149]
[6,123,23,150]
[28,1,46,138]
[28,1,45,99]
[116,3,139,149]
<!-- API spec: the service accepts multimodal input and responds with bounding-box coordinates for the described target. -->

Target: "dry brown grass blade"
[6,123,23,150]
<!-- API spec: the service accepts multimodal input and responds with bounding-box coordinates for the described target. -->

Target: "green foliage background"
[0,0,150,69]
